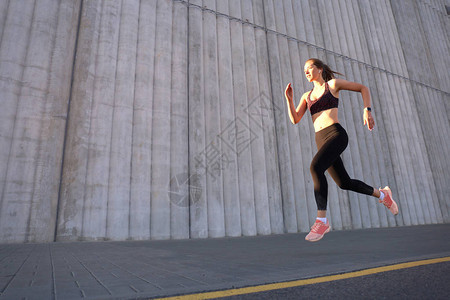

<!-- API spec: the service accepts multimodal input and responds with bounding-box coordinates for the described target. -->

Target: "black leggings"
[311,123,374,210]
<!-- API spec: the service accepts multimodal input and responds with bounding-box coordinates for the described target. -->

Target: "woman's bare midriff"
[312,108,339,132]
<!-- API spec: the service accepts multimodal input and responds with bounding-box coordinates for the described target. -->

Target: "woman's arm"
[285,83,307,124]
[331,79,375,131]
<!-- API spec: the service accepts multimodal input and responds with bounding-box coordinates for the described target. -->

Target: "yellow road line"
[155,256,450,300]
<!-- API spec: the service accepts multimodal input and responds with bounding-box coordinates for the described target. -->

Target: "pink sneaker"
[305,220,330,242]
[379,186,399,215]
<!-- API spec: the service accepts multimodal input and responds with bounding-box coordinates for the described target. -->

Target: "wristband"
[364,107,371,112]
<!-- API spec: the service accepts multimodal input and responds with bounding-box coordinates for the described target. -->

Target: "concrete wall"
[0,0,448,243]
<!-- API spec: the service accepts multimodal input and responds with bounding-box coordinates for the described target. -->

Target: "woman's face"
[304,61,321,82]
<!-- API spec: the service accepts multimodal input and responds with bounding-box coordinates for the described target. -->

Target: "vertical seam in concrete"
[81,0,105,240]
[25,1,41,242]
[316,0,327,57]
[169,0,174,238]
[0,0,10,49]
[282,0,299,232]
[27,0,62,243]
[186,0,191,239]
[129,0,141,240]
[228,2,242,235]
[106,0,123,240]
[54,0,84,242]
[169,0,173,238]
[202,4,209,237]
[262,0,284,233]
[0,0,37,243]
[253,2,270,234]
[215,2,225,236]
[240,1,257,235]
[414,1,440,89]
[226,3,241,235]
[149,0,161,239]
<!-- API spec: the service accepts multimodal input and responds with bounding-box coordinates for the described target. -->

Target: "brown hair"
[307,58,343,81]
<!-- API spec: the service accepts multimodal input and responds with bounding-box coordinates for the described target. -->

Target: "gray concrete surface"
[0,224,449,299]
[0,0,449,244]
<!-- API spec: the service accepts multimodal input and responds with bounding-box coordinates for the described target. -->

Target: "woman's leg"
[308,124,367,242]
[327,157,375,196]
[328,158,399,215]
[310,126,348,213]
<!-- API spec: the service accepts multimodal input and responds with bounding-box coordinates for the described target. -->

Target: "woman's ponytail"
[307,58,343,81]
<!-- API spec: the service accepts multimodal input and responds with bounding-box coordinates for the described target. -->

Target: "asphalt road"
[217,261,450,300]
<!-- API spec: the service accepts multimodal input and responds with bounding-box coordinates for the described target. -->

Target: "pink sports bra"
[306,82,339,115]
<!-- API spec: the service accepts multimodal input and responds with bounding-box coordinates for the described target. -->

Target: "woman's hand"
[284,83,308,124]
[285,83,293,102]
[363,110,375,131]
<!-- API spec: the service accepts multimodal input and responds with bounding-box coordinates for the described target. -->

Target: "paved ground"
[221,261,450,299]
[0,224,449,300]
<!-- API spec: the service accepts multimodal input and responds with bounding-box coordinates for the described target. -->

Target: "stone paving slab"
[0,224,449,300]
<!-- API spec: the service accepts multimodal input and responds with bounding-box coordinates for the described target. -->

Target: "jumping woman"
[285,58,399,242]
